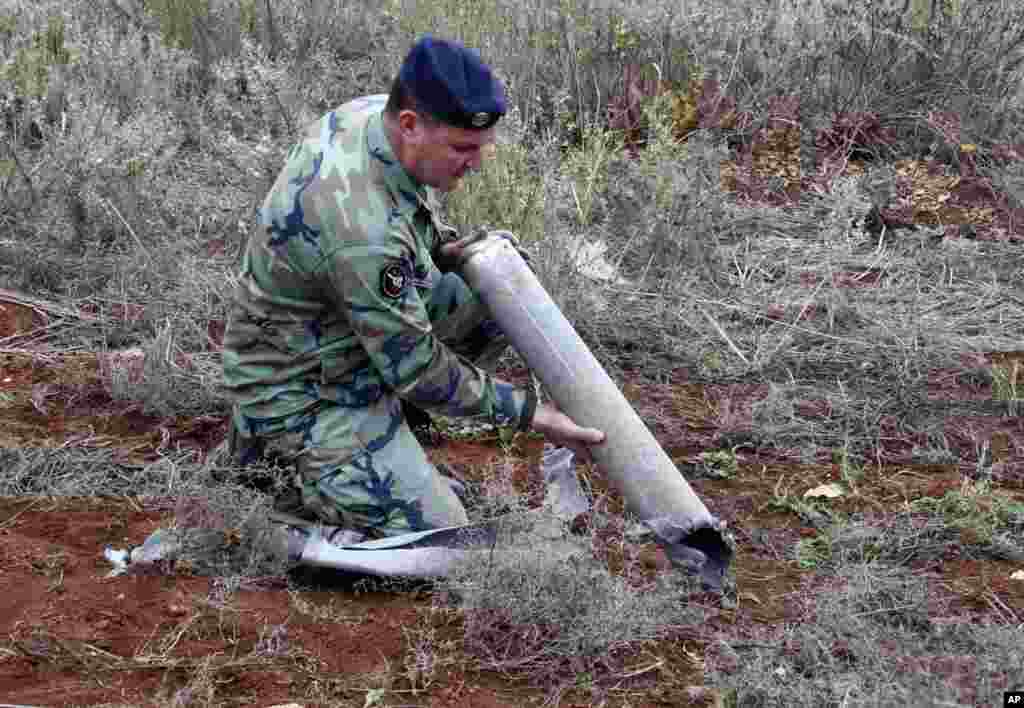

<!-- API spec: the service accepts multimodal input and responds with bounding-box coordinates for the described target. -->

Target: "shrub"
[708,563,1020,706]
[438,509,703,682]
[910,479,1024,546]
[102,318,227,417]
[4,13,73,99]
[441,120,548,245]
[144,0,211,51]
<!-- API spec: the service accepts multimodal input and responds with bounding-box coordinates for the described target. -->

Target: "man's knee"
[303,459,468,536]
[418,469,469,530]
[293,407,469,535]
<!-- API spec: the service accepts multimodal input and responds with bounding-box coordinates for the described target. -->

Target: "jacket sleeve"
[319,223,532,428]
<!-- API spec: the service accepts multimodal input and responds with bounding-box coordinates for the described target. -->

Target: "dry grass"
[1,0,1023,704]
[4,614,324,706]
[705,562,1024,706]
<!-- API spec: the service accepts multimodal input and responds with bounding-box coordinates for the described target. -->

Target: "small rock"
[804,483,844,499]
[1010,570,1024,581]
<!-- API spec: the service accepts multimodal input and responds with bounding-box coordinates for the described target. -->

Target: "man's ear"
[397,109,422,142]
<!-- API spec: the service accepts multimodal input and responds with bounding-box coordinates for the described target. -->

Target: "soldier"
[222,36,604,538]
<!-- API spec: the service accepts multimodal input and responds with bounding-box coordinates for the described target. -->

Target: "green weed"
[4,14,73,98]
[832,445,865,489]
[910,479,1023,545]
[0,13,16,39]
[442,135,547,245]
[991,361,1020,411]
[562,125,621,227]
[795,533,832,569]
[238,0,257,35]
[144,0,210,50]
[763,477,835,528]
[698,447,739,479]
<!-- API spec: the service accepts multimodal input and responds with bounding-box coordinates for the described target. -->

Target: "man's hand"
[436,232,479,267]
[530,402,605,462]
[436,229,529,272]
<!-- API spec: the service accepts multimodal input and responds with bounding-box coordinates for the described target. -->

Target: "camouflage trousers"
[228,272,506,537]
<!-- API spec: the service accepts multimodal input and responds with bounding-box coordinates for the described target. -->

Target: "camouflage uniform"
[222,94,530,536]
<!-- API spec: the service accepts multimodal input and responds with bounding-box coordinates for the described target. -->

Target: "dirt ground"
[0,299,1022,706]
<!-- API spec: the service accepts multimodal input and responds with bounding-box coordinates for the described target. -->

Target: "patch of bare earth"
[2,282,1023,705]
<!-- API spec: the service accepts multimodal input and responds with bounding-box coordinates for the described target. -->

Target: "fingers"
[545,423,605,461]
[575,426,605,445]
[488,229,519,246]
[438,234,474,258]
[440,230,531,269]
[533,404,604,443]
[554,413,606,446]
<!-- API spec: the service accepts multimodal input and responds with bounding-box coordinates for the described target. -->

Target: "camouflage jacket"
[222,95,529,435]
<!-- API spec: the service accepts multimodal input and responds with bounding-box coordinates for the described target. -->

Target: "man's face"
[400,111,495,192]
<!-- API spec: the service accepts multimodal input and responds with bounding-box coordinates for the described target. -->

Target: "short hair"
[384,76,440,128]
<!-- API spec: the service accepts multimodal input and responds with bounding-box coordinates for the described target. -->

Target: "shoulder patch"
[380,261,409,299]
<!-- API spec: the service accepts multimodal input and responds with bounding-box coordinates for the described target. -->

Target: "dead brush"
[436,504,703,687]
[0,445,178,496]
[166,462,290,582]
[400,609,463,693]
[707,562,1020,706]
[100,317,226,417]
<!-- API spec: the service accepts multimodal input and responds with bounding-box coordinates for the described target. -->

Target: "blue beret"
[398,36,506,131]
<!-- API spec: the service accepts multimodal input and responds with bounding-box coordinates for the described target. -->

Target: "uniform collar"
[366,111,434,218]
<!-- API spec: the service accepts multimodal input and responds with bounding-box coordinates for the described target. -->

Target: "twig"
[0,320,70,347]
[698,304,750,365]
[0,498,42,531]
[0,287,100,322]
[614,657,665,680]
[674,290,895,349]
[101,198,152,260]
[984,590,1021,625]
[123,494,144,513]
[263,0,280,60]
[850,604,919,618]
[6,143,38,205]
[269,84,297,143]
[727,641,780,650]
[570,183,584,225]
[791,276,826,331]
